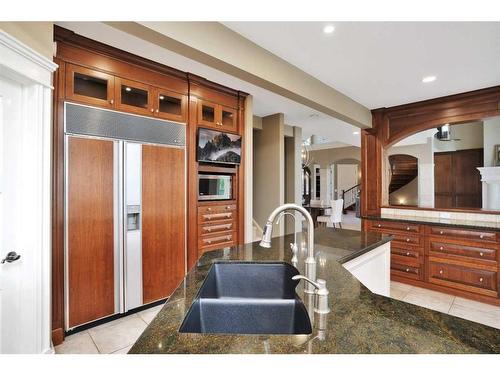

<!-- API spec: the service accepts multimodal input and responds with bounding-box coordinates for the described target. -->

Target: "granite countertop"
[364,214,500,231]
[129,227,500,354]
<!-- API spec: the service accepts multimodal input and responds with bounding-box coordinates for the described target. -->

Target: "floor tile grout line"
[86,330,101,354]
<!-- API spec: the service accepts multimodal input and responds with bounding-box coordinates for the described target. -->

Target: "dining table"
[303,203,331,227]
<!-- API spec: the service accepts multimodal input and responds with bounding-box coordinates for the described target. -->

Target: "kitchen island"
[129,228,500,354]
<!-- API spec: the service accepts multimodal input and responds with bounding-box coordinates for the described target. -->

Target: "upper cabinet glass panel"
[120,85,148,109]
[221,108,236,131]
[74,73,108,100]
[66,64,115,108]
[201,103,215,123]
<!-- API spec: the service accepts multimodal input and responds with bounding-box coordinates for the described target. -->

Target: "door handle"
[1,251,21,264]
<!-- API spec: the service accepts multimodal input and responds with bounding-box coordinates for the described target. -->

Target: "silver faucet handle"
[292,275,321,290]
[292,275,330,314]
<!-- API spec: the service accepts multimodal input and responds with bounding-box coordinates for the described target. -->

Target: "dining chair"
[317,199,343,229]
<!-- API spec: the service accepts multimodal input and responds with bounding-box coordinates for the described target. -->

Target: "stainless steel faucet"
[259,203,317,294]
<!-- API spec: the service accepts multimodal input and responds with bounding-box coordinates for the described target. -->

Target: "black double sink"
[179,262,312,335]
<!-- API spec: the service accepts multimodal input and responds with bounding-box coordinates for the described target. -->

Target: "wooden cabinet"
[197,203,237,253]
[67,136,116,328]
[365,218,500,305]
[197,99,237,132]
[66,64,115,108]
[142,145,186,303]
[65,63,188,122]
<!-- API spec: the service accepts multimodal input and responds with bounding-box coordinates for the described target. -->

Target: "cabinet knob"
[439,269,443,275]
[226,236,231,240]
[406,252,410,256]
[226,225,231,229]
[207,228,212,232]
[150,108,154,113]
[110,99,114,104]
[207,240,212,244]
[479,277,484,282]
[406,238,410,242]
[377,224,381,228]
[479,234,484,239]
[406,227,410,231]
[155,109,159,113]
[439,230,444,235]
[207,207,212,211]
[439,246,444,250]
[480,252,484,257]
[226,206,231,209]
[405,268,410,272]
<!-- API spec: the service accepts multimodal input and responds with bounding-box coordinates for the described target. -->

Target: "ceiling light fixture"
[422,75,437,83]
[323,25,335,34]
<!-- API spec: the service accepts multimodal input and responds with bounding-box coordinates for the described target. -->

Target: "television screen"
[197,128,242,165]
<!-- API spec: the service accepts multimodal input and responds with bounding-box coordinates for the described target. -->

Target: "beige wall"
[284,126,302,235]
[253,113,284,236]
[0,22,53,60]
[309,146,361,168]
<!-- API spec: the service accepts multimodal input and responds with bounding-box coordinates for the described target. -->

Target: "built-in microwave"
[198,174,232,201]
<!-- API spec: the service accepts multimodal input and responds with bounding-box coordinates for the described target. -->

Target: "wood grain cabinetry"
[67,137,116,328]
[197,203,238,253]
[65,63,188,122]
[197,99,237,132]
[365,218,500,305]
[142,145,186,304]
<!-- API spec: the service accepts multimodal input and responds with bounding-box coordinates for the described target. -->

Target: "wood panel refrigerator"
[64,103,186,330]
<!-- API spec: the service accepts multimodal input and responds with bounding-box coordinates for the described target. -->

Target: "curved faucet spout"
[259,203,317,293]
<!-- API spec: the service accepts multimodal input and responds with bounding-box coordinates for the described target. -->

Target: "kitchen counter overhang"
[129,228,500,354]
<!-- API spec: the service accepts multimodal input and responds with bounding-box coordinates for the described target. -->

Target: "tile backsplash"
[381,208,500,223]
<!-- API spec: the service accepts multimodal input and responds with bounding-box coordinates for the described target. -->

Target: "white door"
[0,75,50,353]
[337,164,359,198]
[0,77,29,352]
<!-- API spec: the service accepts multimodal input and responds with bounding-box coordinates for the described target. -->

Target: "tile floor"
[390,281,500,329]
[55,304,162,354]
[55,281,500,354]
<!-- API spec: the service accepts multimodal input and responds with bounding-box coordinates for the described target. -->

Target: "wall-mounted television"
[197,128,242,165]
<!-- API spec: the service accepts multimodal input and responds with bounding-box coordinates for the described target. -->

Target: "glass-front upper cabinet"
[197,100,238,132]
[115,77,152,116]
[220,106,237,132]
[66,64,115,108]
[153,88,186,123]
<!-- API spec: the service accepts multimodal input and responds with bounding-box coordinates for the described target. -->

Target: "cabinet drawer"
[391,233,422,247]
[370,220,421,234]
[391,246,422,263]
[429,261,497,295]
[391,262,422,280]
[429,226,497,243]
[198,232,236,250]
[199,220,235,236]
[198,211,235,224]
[429,241,497,262]
[198,204,236,215]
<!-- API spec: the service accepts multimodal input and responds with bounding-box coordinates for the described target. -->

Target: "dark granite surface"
[364,215,500,231]
[129,227,500,354]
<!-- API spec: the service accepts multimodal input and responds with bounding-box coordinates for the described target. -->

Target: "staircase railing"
[342,184,360,214]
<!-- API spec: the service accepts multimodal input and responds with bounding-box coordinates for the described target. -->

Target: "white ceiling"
[56,22,361,147]
[223,22,500,109]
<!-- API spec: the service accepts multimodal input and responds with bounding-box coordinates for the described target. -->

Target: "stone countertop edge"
[363,215,500,231]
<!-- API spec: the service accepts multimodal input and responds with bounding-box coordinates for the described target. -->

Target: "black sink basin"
[179,262,312,335]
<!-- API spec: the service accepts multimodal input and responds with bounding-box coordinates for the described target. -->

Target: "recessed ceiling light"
[353,131,360,135]
[422,75,437,83]
[323,25,335,34]
[125,87,132,92]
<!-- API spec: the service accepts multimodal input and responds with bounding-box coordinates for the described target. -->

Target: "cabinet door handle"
[226,206,231,210]
[439,246,444,250]
[155,109,159,113]
[479,234,484,239]
[207,228,212,232]
[377,224,381,228]
[479,252,484,257]
[406,252,410,256]
[405,268,410,272]
[207,207,212,212]
[406,238,410,242]
[110,99,114,105]
[439,269,444,275]
[150,108,154,113]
